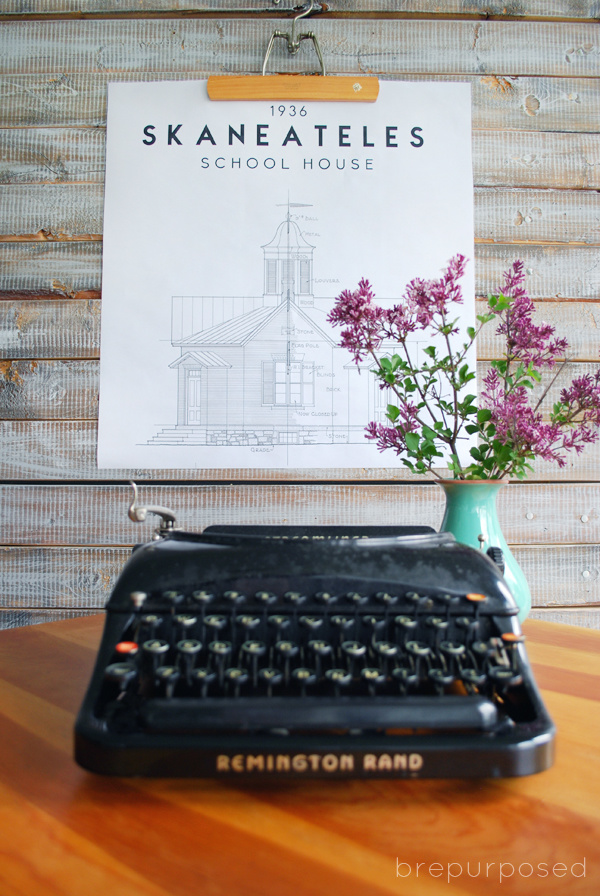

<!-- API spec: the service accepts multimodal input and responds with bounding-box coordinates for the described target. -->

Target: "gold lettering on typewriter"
[215,753,356,773]
[362,753,424,772]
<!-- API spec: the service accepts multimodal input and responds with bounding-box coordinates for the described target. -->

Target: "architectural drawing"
[150,204,409,449]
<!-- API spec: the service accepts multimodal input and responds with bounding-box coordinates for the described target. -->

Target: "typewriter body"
[74,488,555,779]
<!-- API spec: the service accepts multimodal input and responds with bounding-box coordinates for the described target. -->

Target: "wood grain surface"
[0,614,598,896]
[1,3,599,629]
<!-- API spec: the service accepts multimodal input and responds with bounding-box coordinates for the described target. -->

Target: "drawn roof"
[176,301,335,348]
[261,218,314,252]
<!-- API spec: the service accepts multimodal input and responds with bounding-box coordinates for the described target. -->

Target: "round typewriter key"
[315,591,338,605]
[268,614,291,637]
[175,614,197,629]
[140,614,162,634]
[405,591,420,604]
[204,614,227,633]
[258,667,283,697]
[155,665,180,698]
[241,640,267,657]
[373,640,398,658]
[192,589,214,605]
[176,638,202,656]
[489,665,523,688]
[392,666,419,693]
[361,667,386,694]
[283,591,307,606]
[237,614,261,633]
[292,667,316,695]
[331,615,354,632]
[223,590,246,605]
[344,591,369,606]
[325,668,352,694]
[129,591,147,609]
[225,666,249,697]
[209,640,232,657]
[341,640,367,658]
[275,639,299,657]
[299,615,324,633]
[308,639,332,676]
[105,662,137,690]
[142,639,169,655]
[363,615,386,634]
[254,590,278,605]
[394,615,418,642]
[162,590,184,605]
[192,667,216,696]
[115,641,139,657]
[374,591,399,606]
[466,592,487,603]
[428,667,455,691]
[405,640,431,658]
[461,667,487,690]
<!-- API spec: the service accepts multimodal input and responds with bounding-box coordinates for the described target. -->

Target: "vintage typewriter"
[74,484,555,779]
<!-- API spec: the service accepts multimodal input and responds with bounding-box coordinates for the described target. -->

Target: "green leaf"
[477,408,492,423]
[405,432,420,452]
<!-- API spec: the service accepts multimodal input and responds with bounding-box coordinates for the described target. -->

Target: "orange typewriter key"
[501,632,525,643]
[466,592,487,602]
[115,641,139,656]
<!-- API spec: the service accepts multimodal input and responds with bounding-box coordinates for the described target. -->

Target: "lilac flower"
[331,255,600,479]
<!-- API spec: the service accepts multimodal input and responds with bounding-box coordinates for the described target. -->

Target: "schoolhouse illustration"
[151,205,393,448]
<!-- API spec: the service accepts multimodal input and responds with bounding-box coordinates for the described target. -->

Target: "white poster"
[97,80,474,468]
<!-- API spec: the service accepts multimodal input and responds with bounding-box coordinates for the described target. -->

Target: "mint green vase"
[437,479,531,622]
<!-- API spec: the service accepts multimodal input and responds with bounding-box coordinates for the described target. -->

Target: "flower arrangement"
[327,256,600,480]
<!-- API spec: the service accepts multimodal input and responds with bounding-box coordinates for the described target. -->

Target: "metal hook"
[128,481,178,535]
[263,0,326,76]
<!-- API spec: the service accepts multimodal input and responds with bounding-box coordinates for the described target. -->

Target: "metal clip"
[128,481,178,537]
[263,1,326,77]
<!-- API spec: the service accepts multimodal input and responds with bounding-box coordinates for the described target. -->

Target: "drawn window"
[266,260,278,294]
[299,259,311,294]
[264,361,314,406]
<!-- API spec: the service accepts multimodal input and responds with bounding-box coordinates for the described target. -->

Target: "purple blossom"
[491,261,568,368]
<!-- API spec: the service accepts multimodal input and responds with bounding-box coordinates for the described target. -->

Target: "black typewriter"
[74,484,555,779]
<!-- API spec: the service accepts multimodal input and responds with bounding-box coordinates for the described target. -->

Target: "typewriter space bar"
[140,695,498,732]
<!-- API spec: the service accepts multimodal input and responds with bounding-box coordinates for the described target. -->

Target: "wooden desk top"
[0,615,598,896]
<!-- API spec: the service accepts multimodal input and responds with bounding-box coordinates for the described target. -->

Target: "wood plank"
[2,1,599,20]
[1,242,598,299]
[0,359,99,419]
[2,418,600,481]
[0,482,598,545]
[2,297,599,361]
[0,20,598,79]
[1,74,598,132]
[0,608,99,631]
[529,608,600,628]
[3,357,597,419]
[1,544,597,611]
[4,128,600,191]
[0,184,598,245]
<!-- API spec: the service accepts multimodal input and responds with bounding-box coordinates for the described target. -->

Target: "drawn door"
[186,369,202,425]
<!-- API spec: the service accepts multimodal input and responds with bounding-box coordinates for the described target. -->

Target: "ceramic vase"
[437,479,531,622]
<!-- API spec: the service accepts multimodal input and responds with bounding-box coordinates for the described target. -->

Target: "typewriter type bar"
[74,526,555,779]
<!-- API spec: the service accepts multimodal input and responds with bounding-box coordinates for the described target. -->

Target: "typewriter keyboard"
[98,583,530,736]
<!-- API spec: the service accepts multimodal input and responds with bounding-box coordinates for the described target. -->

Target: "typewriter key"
[274,640,299,683]
[209,640,233,687]
[362,615,386,637]
[394,615,418,644]
[191,590,214,605]
[374,591,399,606]
[258,667,283,697]
[140,614,162,635]
[283,591,307,606]
[204,614,228,635]
[105,662,137,692]
[461,667,487,690]
[392,666,419,693]
[299,615,324,633]
[372,641,398,673]
[267,614,291,638]
[489,665,523,688]
[192,667,216,697]
[428,667,455,693]
[331,615,354,636]
[237,615,262,634]
[155,665,180,698]
[341,640,367,677]
[129,591,147,610]
[223,590,246,606]
[501,632,526,673]
[291,667,316,695]
[314,591,338,605]
[344,591,369,606]
[361,667,386,695]
[254,590,277,605]
[162,590,184,606]
[308,639,332,676]
[115,641,139,657]
[325,668,352,696]
[224,667,249,697]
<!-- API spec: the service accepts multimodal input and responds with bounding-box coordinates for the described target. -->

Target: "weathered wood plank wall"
[1,1,599,629]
